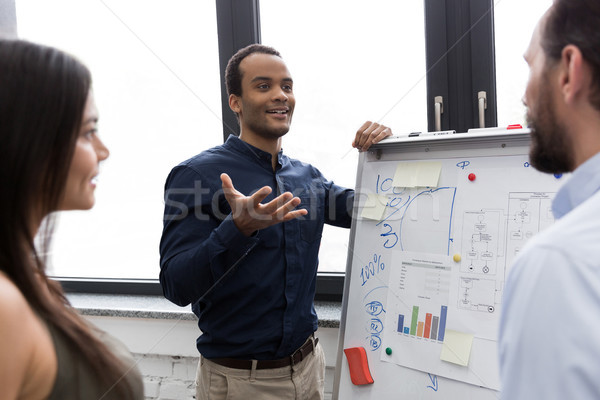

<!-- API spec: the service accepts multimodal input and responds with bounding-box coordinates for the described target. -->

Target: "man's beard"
[255,125,289,140]
[250,118,291,141]
[527,74,575,174]
[242,108,292,141]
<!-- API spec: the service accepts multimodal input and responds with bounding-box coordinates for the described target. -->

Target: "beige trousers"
[195,340,325,400]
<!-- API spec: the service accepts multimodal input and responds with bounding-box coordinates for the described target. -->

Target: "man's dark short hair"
[225,44,281,97]
[542,0,600,110]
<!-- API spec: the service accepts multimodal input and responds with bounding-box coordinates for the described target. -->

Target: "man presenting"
[499,1,600,398]
[159,44,391,400]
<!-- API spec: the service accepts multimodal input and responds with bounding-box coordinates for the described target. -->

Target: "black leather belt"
[209,337,319,370]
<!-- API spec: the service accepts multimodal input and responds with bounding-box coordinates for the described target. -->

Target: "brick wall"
[136,353,198,400]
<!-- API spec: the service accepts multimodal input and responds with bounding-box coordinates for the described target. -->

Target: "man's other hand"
[352,121,392,151]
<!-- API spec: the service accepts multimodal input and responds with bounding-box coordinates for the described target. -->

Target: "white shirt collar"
[552,152,600,219]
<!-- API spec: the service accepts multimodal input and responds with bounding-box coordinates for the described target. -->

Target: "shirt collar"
[224,134,286,168]
[552,152,600,219]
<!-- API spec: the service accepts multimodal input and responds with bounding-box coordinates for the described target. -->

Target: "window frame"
[1,0,499,302]
[425,0,497,132]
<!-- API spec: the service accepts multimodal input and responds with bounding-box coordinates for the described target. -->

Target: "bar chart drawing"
[382,252,458,383]
[397,305,447,342]
[384,252,452,364]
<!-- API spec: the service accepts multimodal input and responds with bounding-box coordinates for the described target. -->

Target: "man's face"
[524,18,574,174]
[232,53,295,140]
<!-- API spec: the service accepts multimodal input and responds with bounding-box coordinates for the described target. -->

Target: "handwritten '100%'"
[360,253,385,286]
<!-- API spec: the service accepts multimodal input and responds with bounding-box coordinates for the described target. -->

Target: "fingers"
[354,120,379,150]
[220,173,239,204]
[361,123,390,150]
[274,196,307,219]
[370,125,392,147]
[353,121,392,151]
[282,208,309,222]
[353,120,372,148]
[260,192,295,215]
[256,192,308,223]
[220,173,233,190]
[250,186,274,208]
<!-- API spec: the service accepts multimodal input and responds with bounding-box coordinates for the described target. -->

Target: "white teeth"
[268,110,287,114]
[91,177,98,185]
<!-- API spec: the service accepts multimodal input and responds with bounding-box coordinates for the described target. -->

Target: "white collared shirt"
[499,152,600,399]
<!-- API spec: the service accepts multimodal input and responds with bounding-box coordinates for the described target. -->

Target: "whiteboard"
[333,130,568,399]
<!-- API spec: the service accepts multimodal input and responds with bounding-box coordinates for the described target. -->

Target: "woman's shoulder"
[0,271,31,320]
[0,271,57,399]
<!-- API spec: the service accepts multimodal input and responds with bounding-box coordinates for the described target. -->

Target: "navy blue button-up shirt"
[159,135,353,359]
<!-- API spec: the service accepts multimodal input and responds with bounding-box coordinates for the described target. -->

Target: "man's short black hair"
[225,44,281,97]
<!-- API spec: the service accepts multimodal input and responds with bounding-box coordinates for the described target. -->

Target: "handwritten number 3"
[381,223,398,248]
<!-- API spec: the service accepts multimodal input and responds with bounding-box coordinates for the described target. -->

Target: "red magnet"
[468,173,476,181]
[344,347,374,385]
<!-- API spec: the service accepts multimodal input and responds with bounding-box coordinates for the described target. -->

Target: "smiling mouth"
[266,109,288,114]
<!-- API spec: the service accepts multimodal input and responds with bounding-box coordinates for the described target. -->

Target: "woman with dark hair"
[0,39,143,399]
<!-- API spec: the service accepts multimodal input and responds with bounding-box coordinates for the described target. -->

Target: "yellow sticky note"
[416,161,442,187]
[360,193,388,221]
[393,163,419,188]
[440,330,474,367]
[393,161,442,188]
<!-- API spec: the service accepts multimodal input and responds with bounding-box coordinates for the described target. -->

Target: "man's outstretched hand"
[221,173,308,237]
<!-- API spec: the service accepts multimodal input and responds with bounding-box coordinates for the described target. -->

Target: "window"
[260,0,427,273]
[4,0,536,298]
[16,0,222,279]
[494,0,552,126]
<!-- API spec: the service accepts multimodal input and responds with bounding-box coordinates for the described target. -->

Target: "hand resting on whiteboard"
[352,121,393,151]
[220,173,308,237]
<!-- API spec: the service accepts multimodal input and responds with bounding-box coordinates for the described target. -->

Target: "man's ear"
[559,44,588,105]
[229,94,241,114]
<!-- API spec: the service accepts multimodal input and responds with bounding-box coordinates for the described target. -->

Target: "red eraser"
[507,124,522,130]
[344,347,374,385]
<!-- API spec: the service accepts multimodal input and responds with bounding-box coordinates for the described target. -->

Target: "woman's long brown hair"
[0,39,134,397]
